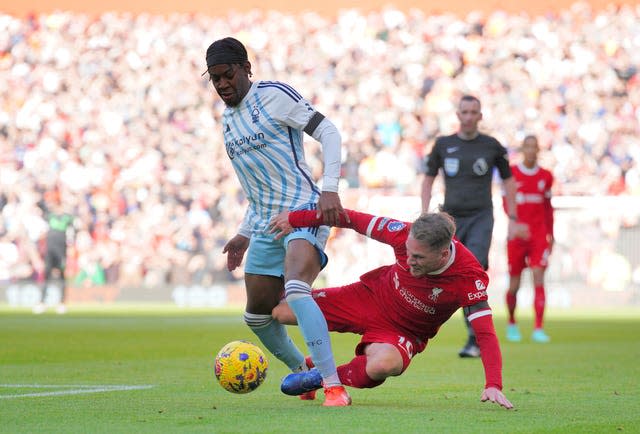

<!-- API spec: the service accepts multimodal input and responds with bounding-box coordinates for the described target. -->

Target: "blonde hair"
[410,212,456,250]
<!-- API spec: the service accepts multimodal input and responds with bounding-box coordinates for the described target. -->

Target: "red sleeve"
[469,311,503,390]
[288,209,359,229]
[288,208,410,251]
[288,210,331,227]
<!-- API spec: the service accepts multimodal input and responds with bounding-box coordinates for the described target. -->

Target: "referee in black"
[422,95,519,358]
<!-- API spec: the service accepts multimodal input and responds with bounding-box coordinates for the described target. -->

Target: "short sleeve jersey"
[511,164,554,237]
[222,81,322,235]
[425,133,512,216]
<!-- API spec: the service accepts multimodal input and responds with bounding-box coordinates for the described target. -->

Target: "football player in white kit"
[203,37,351,406]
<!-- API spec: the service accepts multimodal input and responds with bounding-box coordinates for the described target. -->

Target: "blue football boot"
[506,324,522,342]
[280,368,323,396]
[532,328,551,343]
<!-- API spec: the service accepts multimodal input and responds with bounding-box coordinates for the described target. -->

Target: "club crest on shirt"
[475,280,486,290]
[444,158,459,176]
[472,158,489,175]
[429,287,443,301]
[251,105,260,123]
[387,221,406,232]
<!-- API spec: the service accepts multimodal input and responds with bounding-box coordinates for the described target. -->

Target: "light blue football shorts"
[244,225,330,278]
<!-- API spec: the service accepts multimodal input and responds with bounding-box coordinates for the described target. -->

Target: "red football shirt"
[288,208,503,389]
[511,163,554,238]
[290,209,489,340]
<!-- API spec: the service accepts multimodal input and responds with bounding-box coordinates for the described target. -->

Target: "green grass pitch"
[1,305,639,433]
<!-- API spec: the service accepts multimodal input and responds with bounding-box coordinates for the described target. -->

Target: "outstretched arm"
[269,209,409,252]
[269,210,348,240]
[464,302,514,410]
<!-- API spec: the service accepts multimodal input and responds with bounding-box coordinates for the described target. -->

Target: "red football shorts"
[311,281,427,372]
[507,231,550,275]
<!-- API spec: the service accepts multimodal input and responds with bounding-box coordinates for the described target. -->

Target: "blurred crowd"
[1,3,639,290]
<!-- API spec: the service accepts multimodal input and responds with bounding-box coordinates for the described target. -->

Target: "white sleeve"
[238,208,252,238]
[283,98,317,129]
[279,93,342,192]
[310,117,341,192]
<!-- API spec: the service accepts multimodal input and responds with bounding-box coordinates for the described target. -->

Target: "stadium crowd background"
[1,2,639,305]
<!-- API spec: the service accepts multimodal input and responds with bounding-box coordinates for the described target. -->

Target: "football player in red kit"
[504,135,554,343]
[270,208,513,409]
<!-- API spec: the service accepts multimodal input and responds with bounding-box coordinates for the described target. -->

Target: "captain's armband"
[303,111,325,135]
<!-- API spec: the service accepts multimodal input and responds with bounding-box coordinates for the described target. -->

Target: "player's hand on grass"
[317,191,350,226]
[222,234,249,271]
[481,387,514,409]
[269,211,293,240]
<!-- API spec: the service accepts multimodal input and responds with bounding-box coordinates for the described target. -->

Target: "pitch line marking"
[0,384,154,399]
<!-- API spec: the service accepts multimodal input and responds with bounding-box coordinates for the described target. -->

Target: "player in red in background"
[503,135,554,343]
[270,208,514,409]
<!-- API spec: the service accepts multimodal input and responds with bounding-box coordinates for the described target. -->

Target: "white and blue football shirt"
[221,80,323,235]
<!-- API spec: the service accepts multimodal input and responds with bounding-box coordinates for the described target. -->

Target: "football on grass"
[214,340,268,393]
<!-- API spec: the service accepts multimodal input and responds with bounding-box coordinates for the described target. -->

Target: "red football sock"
[506,291,517,324]
[534,285,546,329]
[337,355,384,389]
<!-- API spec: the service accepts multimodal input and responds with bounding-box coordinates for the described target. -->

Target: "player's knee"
[366,352,403,379]
[245,301,275,315]
[531,268,545,286]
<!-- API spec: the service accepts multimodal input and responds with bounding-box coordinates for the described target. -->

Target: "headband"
[203,37,248,75]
